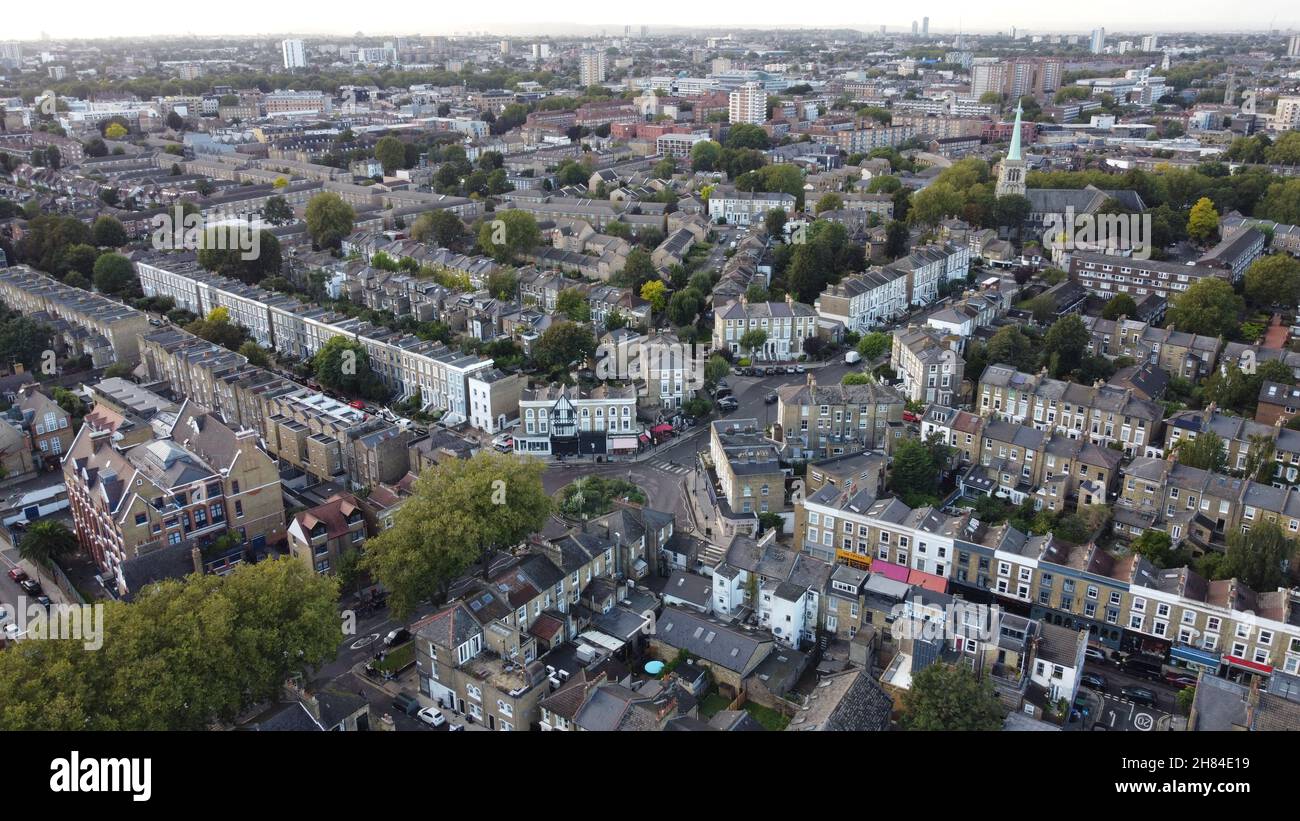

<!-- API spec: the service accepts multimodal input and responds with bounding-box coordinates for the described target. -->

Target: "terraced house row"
[0,265,151,367]
[793,484,1300,682]
[977,363,1164,456]
[133,253,493,418]
[138,327,412,487]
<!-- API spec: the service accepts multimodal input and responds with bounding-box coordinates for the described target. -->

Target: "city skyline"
[5,0,1300,41]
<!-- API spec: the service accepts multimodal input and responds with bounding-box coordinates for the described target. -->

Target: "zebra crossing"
[645,458,692,475]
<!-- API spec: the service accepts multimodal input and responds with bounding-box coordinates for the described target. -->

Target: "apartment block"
[773,372,905,459]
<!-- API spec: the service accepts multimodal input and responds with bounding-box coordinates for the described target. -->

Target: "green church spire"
[1007,100,1023,162]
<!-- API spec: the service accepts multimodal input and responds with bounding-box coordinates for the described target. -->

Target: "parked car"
[1080,672,1107,691]
[34,595,51,610]
[1120,686,1157,707]
[1164,672,1198,689]
[717,397,739,412]
[416,707,446,727]
[18,578,42,596]
[902,410,921,423]
[384,628,411,647]
[764,393,778,404]
[3,623,18,641]
[1084,647,1108,663]
[348,399,365,410]
[391,692,421,716]
[1121,655,1164,681]
[761,367,773,376]
[794,365,805,374]
[7,568,26,583]
[844,351,861,364]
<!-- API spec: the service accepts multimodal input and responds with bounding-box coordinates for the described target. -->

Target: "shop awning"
[1171,644,1221,668]
[1224,654,1273,675]
[651,423,674,435]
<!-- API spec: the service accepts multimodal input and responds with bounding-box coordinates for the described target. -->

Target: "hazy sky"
[7,0,1298,41]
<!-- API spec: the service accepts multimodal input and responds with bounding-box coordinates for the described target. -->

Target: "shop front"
[609,435,640,457]
[1169,644,1222,676]
[1223,653,1273,685]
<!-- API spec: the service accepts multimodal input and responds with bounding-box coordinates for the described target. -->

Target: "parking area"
[1094,693,1170,732]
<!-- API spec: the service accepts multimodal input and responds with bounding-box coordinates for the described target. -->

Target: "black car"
[18,578,42,596]
[717,398,739,412]
[764,392,778,404]
[384,628,411,647]
[764,367,776,376]
[1120,685,1156,707]
[392,692,421,716]
[1080,672,1107,691]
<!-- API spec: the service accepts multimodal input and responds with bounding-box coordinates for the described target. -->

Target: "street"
[1078,659,1185,731]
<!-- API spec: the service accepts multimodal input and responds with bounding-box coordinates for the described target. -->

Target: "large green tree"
[410,209,465,247]
[91,252,136,296]
[1243,254,1300,309]
[312,336,389,400]
[1042,314,1089,378]
[304,192,356,250]
[532,321,596,373]
[17,521,78,567]
[1174,431,1228,473]
[0,558,338,730]
[361,452,552,618]
[477,209,540,263]
[1166,277,1243,338]
[1221,520,1296,592]
[374,136,406,175]
[899,663,1005,731]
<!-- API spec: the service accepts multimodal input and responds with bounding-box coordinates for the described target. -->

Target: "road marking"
[350,633,380,650]
[1134,712,1154,731]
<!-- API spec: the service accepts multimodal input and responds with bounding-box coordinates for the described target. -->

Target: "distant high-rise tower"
[1161,52,1171,71]
[922,17,929,37]
[1010,26,1017,40]
[1090,28,1106,54]
[281,39,306,70]
[1223,72,1237,106]
[579,51,607,86]
[1142,34,1160,52]
[729,82,767,125]
[912,21,919,37]
[1288,33,1300,57]
[640,25,648,38]
[995,101,1027,198]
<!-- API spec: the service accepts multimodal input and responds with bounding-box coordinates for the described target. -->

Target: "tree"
[993,194,1031,232]
[1102,292,1138,320]
[360,452,551,618]
[815,193,844,213]
[640,280,668,313]
[477,210,539,263]
[1186,196,1219,244]
[667,288,702,327]
[312,336,388,400]
[652,158,676,179]
[410,209,465,247]
[885,220,910,259]
[985,326,1038,372]
[1174,431,1228,473]
[90,215,127,248]
[857,332,890,361]
[1243,254,1300,309]
[739,329,768,360]
[1221,520,1296,592]
[1131,530,1176,567]
[185,307,246,351]
[705,354,731,386]
[262,195,294,226]
[725,123,769,150]
[889,436,942,506]
[690,140,723,172]
[1166,277,1243,338]
[1042,314,1089,377]
[238,340,270,367]
[62,244,99,277]
[764,208,788,238]
[104,122,128,140]
[374,136,406,175]
[533,321,596,373]
[304,192,355,250]
[907,182,963,228]
[0,557,339,731]
[197,229,281,286]
[91,253,135,296]
[842,372,871,385]
[17,521,78,568]
[556,288,591,323]
[1026,294,1056,325]
[1243,433,1277,483]
[899,663,1005,731]
[612,247,657,291]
